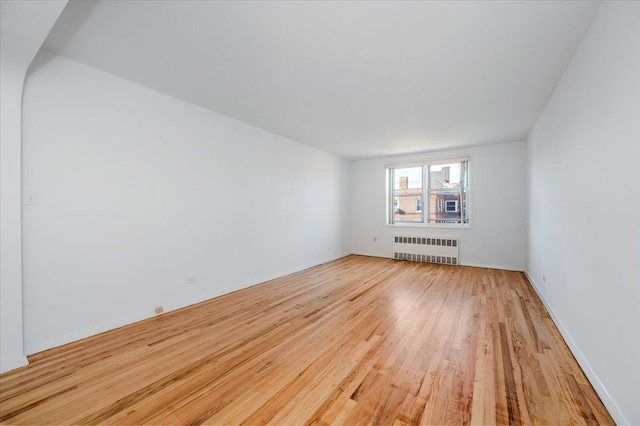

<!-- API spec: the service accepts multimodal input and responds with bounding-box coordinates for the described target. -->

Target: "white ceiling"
[43,1,600,159]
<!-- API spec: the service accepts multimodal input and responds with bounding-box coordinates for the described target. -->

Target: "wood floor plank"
[0,255,614,425]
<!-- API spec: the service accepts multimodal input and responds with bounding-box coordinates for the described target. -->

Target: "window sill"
[386,223,472,230]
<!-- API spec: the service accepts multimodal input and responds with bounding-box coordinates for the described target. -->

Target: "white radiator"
[393,236,459,265]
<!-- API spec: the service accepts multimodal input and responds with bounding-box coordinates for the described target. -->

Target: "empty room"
[1,0,638,425]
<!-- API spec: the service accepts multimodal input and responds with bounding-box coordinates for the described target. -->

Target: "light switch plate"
[23,191,38,206]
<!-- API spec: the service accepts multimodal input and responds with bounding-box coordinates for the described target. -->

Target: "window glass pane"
[393,167,422,223]
[428,162,462,224]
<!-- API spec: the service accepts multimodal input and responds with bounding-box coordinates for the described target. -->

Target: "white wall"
[21,51,351,355]
[351,141,526,270]
[0,0,67,374]
[526,2,640,425]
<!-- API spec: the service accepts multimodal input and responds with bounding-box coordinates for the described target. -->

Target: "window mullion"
[458,161,464,225]
[424,165,428,224]
[389,168,395,225]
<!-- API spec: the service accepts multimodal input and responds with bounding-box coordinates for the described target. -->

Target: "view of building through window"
[428,162,466,224]
[392,166,423,223]
[388,159,469,225]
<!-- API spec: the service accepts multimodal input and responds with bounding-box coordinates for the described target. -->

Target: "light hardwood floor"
[0,255,613,425]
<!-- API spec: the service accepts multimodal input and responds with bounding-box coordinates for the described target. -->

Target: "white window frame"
[386,157,470,228]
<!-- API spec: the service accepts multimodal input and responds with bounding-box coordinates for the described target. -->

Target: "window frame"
[386,157,470,228]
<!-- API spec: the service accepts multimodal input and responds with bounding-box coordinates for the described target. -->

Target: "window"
[389,166,423,223]
[387,157,469,226]
[445,200,458,212]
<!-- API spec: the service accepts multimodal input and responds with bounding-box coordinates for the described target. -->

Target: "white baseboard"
[459,261,523,271]
[25,252,352,356]
[0,354,28,374]
[351,252,524,272]
[524,271,629,426]
[351,251,393,259]
[160,252,352,319]
[25,310,157,355]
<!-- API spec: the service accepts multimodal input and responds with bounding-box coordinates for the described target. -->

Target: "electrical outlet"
[185,277,195,285]
[542,275,546,282]
[154,306,164,315]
